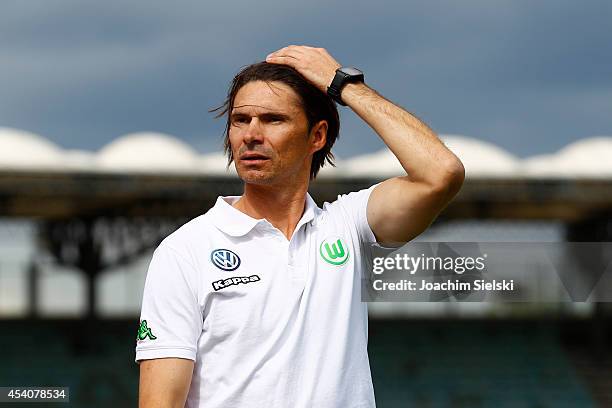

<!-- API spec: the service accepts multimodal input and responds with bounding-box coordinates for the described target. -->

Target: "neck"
[233,181,309,240]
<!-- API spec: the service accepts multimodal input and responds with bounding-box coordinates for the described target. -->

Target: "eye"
[232,116,249,124]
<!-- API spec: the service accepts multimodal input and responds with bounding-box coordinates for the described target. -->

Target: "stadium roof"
[1,127,611,221]
[1,127,612,178]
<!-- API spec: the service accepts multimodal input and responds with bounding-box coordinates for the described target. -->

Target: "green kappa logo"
[137,320,157,341]
[319,237,350,266]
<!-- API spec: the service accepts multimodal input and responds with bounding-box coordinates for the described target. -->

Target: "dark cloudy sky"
[1,0,611,158]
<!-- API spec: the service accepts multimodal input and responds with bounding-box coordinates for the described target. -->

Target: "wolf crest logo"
[320,237,350,266]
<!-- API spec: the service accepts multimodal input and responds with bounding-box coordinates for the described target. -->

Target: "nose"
[243,117,264,144]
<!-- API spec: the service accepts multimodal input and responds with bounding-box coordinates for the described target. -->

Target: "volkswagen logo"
[211,249,241,271]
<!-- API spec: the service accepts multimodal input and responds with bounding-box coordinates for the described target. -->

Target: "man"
[136,46,464,407]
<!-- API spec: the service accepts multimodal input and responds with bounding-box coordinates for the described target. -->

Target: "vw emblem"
[211,249,241,271]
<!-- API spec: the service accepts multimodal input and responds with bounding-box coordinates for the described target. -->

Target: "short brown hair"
[211,62,340,179]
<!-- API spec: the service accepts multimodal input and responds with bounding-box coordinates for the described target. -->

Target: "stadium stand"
[0,319,606,408]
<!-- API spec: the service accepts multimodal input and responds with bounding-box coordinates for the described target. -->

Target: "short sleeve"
[334,183,379,244]
[135,243,203,363]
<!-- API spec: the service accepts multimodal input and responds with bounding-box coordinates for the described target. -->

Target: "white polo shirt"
[136,185,378,408]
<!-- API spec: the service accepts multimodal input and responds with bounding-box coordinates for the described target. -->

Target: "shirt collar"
[209,193,319,237]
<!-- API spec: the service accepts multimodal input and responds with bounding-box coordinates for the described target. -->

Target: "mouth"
[239,153,270,163]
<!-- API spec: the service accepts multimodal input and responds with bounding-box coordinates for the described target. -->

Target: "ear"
[309,120,328,154]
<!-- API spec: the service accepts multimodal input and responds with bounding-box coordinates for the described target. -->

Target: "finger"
[285,44,306,52]
[266,54,299,60]
[266,47,300,59]
[269,45,306,57]
[265,54,300,65]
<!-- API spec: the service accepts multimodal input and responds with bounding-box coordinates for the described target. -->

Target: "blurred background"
[1,1,611,407]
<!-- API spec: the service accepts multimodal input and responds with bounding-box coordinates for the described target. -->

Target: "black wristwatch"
[327,67,365,106]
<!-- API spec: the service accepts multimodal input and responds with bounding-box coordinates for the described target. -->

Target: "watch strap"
[327,68,364,106]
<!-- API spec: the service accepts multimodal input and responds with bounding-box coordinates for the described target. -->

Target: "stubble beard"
[235,160,280,185]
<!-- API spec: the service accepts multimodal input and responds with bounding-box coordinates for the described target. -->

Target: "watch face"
[340,67,363,76]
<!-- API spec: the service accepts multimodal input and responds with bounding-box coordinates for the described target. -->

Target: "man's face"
[228,80,323,185]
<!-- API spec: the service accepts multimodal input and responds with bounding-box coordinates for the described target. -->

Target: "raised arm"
[139,358,194,408]
[266,45,464,243]
[342,82,464,243]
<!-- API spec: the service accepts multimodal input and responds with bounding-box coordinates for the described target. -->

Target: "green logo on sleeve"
[137,320,157,341]
[320,237,350,266]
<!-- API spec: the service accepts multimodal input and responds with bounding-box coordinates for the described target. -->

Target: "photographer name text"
[372,278,514,292]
